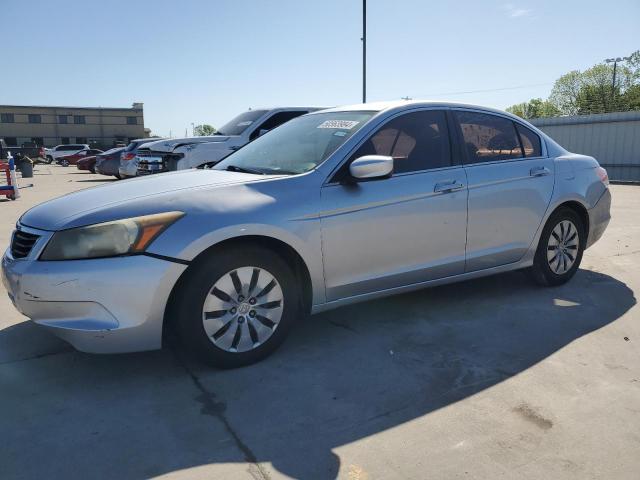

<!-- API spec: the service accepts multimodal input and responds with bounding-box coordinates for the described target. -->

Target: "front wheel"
[46,156,53,164]
[176,245,301,368]
[530,208,585,286]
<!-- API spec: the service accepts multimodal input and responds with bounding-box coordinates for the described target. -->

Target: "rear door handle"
[530,166,551,177]
[434,181,465,193]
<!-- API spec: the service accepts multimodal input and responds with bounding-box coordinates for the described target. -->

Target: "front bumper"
[1,234,187,353]
[586,187,611,249]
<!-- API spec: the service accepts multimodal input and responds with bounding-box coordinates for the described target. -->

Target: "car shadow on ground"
[74,178,116,182]
[0,269,635,479]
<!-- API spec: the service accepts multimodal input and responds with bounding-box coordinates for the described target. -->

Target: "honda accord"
[2,101,611,367]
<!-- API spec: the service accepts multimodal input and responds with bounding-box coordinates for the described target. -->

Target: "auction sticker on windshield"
[317,120,360,129]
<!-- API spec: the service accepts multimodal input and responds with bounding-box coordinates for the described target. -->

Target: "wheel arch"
[550,200,590,240]
[162,234,314,343]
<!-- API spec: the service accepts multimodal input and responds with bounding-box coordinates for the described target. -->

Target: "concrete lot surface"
[1,166,639,479]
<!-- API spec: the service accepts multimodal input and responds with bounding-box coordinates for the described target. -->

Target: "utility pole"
[362,0,366,103]
[605,56,631,107]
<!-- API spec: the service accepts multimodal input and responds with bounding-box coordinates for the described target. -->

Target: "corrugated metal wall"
[531,111,640,182]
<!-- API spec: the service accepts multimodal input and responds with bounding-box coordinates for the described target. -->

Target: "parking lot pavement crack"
[327,319,358,333]
[0,346,74,365]
[171,349,271,480]
[613,249,640,257]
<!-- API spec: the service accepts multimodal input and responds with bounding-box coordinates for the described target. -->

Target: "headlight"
[40,211,184,261]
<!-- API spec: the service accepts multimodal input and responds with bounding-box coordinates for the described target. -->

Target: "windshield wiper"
[225,165,265,175]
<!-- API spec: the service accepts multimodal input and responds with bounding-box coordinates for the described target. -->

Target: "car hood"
[19,169,270,231]
[144,136,233,152]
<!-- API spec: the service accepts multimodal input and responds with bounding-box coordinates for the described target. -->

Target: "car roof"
[251,106,329,112]
[131,137,165,143]
[315,100,518,118]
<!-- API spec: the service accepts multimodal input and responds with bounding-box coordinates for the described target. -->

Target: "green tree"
[507,50,640,117]
[506,98,560,119]
[549,70,583,115]
[194,124,216,136]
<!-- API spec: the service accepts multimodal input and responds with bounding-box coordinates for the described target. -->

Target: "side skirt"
[310,259,534,315]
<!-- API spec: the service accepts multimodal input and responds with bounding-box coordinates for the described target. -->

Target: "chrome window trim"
[323,164,465,188]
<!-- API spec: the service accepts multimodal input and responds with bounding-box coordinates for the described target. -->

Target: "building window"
[76,137,87,144]
[58,115,68,124]
[28,114,42,124]
[126,116,138,125]
[61,137,70,145]
[3,137,18,146]
[31,137,44,146]
[74,115,86,124]
[1,113,15,123]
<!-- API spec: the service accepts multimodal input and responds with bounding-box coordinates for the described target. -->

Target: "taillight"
[596,166,609,186]
[121,153,135,161]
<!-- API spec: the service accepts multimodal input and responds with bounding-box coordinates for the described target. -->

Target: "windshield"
[217,110,269,136]
[215,111,375,175]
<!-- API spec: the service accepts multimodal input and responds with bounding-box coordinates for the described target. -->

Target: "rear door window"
[454,111,523,163]
[515,123,542,158]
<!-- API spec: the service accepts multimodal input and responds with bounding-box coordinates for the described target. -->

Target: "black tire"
[46,156,53,164]
[176,245,301,368]
[530,207,585,286]
[89,167,95,174]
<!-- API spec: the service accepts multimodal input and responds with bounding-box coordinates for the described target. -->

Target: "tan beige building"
[0,102,145,148]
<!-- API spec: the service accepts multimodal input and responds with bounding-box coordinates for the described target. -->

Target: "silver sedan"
[2,101,611,367]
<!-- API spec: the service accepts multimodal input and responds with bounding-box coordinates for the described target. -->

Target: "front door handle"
[434,181,465,193]
[530,166,551,177]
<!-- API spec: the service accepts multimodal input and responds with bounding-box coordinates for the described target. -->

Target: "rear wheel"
[530,208,585,286]
[176,246,301,368]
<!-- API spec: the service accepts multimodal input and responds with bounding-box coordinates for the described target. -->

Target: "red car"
[76,155,99,173]
[59,148,103,166]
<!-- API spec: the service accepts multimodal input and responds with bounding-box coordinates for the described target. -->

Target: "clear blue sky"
[3,0,638,137]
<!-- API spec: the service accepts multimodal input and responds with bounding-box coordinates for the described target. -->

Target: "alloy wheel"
[547,220,579,275]
[201,266,284,353]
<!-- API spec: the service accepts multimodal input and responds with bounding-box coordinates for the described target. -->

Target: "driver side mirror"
[349,155,394,181]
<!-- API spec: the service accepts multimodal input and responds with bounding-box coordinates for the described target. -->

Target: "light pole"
[605,56,631,100]
[362,0,366,103]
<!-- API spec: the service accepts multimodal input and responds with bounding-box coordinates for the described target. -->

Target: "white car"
[136,107,323,174]
[45,144,90,164]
